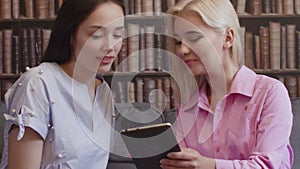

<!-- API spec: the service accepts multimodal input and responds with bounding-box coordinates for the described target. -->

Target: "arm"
[8,126,44,169]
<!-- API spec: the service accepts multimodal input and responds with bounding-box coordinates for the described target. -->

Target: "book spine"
[0,31,3,73]
[259,26,270,69]
[3,29,13,73]
[21,28,29,71]
[134,0,142,15]
[281,26,287,69]
[48,0,55,18]
[276,0,283,14]
[250,0,263,15]
[286,24,296,69]
[154,0,162,16]
[285,76,297,98]
[155,33,163,71]
[35,0,49,19]
[127,82,136,103]
[270,0,276,13]
[0,0,12,19]
[42,29,51,53]
[12,0,20,19]
[139,27,145,71]
[24,0,34,18]
[245,31,255,69]
[163,77,172,111]
[145,26,155,71]
[283,0,294,14]
[254,35,260,69]
[35,27,43,64]
[296,31,300,69]
[143,78,156,107]
[28,28,37,67]
[236,0,246,14]
[127,23,140,72]
[295,0,300,14]
[155,78,164,112]
[12,35,21,74]
[135,78,144,103]
[269,22,281,70]
[263,0,271,13]
[118,38,128,72]
[142,0,153,16]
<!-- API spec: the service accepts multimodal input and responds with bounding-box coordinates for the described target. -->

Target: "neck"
[60,62,102,102]
[205,64,239,111]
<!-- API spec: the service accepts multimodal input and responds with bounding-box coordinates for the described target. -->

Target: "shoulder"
[255,74,287,93]
[15,62,62,89]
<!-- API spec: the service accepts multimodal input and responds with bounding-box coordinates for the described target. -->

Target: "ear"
[223,28,234,48]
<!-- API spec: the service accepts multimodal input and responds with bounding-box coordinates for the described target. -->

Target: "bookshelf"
[234,0,300,98]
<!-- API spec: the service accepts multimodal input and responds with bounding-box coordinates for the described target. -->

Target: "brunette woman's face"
[72,2,124,74]
[173,11,224,76]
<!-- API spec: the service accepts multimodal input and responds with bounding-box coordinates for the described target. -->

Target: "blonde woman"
[161,0,293,168]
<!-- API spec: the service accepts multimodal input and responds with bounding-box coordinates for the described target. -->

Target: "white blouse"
[0,62,114,169]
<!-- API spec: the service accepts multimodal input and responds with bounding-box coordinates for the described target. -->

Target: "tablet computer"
[120,123,181,169]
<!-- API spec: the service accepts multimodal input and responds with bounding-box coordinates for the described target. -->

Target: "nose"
[176,42,191,58]
[101,36,114,52]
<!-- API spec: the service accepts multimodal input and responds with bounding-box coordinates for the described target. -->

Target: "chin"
[98,65,113,73]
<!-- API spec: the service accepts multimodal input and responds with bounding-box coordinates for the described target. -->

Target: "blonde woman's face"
[173,11,224,76]
[72,2,124,74]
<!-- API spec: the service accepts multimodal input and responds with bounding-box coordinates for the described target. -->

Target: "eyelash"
[91,34,123,40]
[189,37,201,43]
[175,40,182,45]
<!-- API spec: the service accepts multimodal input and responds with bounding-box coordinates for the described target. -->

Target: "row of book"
[231,0,300,15]
[1,74,300,107]
[113,24,170,72]
[122,0,179,15]
[0,76,176,112]
[111,76,175,112]
[241,23,300,70]
[0,0,63,20]
[0,28,51,74]
[0,24,171,74]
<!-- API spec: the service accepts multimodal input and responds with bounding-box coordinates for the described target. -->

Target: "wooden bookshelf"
[237,0,300,98]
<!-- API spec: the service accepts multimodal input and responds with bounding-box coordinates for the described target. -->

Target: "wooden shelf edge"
[254,69,300,75]
[0,74,20,80]
[238,13,300,19]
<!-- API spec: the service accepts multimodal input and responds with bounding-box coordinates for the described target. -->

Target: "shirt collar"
[229,65,257,97]
[196,66,256,111]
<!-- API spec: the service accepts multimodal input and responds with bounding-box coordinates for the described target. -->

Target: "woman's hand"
[160,148,216,169]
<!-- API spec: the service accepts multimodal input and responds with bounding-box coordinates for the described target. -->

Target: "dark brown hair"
[41,0,125,64]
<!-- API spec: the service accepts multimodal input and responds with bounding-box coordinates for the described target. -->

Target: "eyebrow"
[89,25,124,30]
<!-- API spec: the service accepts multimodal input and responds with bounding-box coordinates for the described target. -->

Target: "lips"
[100,56,114,65]
[184,59,196,66]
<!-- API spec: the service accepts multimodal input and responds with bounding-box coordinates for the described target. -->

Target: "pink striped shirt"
[174,66,294,169]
